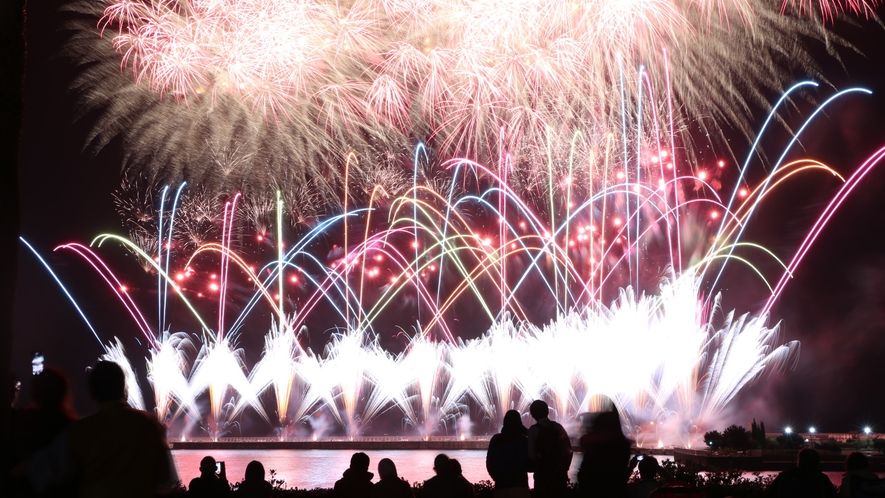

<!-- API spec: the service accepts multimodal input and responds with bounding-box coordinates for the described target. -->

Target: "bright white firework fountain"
[38,80,885,445]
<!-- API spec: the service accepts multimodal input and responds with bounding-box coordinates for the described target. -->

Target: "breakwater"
[171,436,492,451]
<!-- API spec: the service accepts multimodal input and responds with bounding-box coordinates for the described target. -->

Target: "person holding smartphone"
[188,455,230,497]
[21,360,178,498]
[627,455,673,498]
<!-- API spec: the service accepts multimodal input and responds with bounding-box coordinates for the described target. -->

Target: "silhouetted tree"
[704,430,724,450]
[751,419,767,449]
[722,425,752,450]
[777,431,804,450]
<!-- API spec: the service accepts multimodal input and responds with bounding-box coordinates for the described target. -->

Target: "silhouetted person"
[449,459,475,497]
[767,448,837,498]
[527,400,573,498]
[577,410,631,497]
[486,409,530,497]
[370,458,413,498]
[840,452,882,498]
[10,368,75,497]
[627,456,672,498]
[423,453,473,498]
[334,452,373,497]
[11,368,75,464]
[235,460,272,498]
[22,360,177,498]
[188,456,231,497]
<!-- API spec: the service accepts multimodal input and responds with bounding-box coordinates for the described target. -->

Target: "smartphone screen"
[32,351,44,376]
[215,461,223,474]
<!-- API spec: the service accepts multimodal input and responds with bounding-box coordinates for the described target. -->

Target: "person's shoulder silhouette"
[66,360,178,498]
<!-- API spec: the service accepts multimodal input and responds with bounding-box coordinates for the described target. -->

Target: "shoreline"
[673,449,885,472]
[169,439,883,473]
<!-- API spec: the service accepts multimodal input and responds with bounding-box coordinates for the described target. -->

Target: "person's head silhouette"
[349,452,370,472]
[88,361,126,403]
[591,410,623,434]
[502,409,526,435]
[846,451,869,472]
[33,367,69,409]
[378,458,398,480]
[530,400,549,421]
[199,456,217,477]
[245,460,265,481]
[450,458,463,477]
[433,454,450,476]
[797,448,821,471]
[638,456,660,480]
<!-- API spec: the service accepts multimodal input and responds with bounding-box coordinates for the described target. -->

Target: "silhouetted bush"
[776,432,804,450]
[814,438,842,455]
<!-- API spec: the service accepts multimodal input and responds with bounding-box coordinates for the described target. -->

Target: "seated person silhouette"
[188,456,230,497]
[840,452,885,498]
[235,460,272,498]
[334,452,374,497]
[423,454,473,498]
[767,448,837,498]
[449,459,475,497]
[371,458,414,498]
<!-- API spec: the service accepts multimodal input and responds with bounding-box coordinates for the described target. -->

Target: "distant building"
[765,432,881,443]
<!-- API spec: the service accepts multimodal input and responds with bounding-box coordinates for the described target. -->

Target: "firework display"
[28,76,885,444]
[27,0,885,445]
[63,0,880,206]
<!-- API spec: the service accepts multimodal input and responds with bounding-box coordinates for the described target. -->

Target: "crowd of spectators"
[7,363,883,498]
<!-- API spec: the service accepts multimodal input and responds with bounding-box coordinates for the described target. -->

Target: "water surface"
[173,450,863,490]
[173,449,580,489]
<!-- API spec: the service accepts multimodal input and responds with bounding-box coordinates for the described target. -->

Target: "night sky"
[12,1,885,436]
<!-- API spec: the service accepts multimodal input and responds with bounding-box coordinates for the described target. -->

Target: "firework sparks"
[60,0,878,206]
[30,81,884,443]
